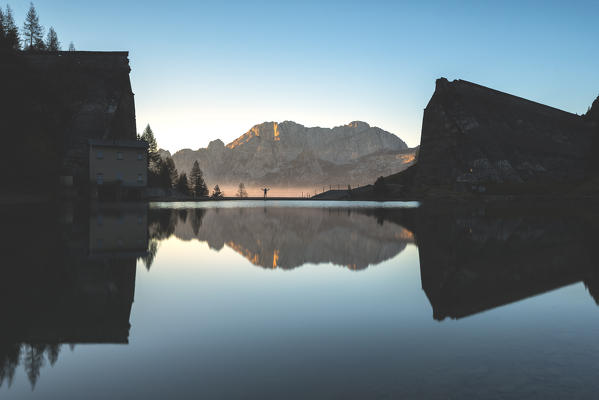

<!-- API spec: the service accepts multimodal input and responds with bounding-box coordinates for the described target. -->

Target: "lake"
[1,201,598,399]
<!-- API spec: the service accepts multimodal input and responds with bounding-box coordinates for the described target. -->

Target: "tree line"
[138,124,226,199]
[0,2,75,52]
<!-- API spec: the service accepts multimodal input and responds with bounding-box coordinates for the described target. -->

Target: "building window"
[137,174,143,183]
[116,172,123,182]
[117,151,123,160]
[96,150,103,159]
[137,153,143,161]
[96,173,103,185]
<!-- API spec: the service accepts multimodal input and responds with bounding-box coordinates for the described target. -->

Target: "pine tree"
[68,41,75,51]
[236,182,248,198]
[176,172,190,195]
[157,159,170,189]
[33,35,45,50]
[190,160,208,198]
[4,6,20,50]
[23,2,44,50]
[140,124,160,167]
[159,156,177,189]
[211,185,224,199]
[0,8,6,49]
[46,26,59,51]
[373,176,388,197]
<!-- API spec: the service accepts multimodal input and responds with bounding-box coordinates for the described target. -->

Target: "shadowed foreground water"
[1,200,599,399]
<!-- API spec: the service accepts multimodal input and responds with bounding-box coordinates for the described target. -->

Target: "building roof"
[89,139,149,149]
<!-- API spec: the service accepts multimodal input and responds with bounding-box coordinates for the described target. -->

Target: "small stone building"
[89,139,148,198]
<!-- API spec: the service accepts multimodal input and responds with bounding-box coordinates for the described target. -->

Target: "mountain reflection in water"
[1,201,599,394]
[148,206,414,270]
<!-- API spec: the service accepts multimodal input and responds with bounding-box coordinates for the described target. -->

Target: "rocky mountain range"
[160,121,416,190]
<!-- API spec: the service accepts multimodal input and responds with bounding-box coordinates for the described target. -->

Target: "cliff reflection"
[405,204,599,320]
[148,206,414,270]
[0,205,145,389]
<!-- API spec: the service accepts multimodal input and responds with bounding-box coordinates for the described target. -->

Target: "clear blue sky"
[7,0,599,152]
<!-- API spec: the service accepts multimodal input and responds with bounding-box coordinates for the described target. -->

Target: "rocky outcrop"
[397,78,598,197]
[166,121,415,188]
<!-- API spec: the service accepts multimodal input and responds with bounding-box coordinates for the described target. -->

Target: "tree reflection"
[0,343,21,388]
[178,209,188,223]
[148,208,177,240]
[140,239,159,270]
[23,344,45,389]
[45,344,60,366]
[190,209,206,236]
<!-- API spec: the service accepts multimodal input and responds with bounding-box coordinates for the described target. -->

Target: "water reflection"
[148,206,414,270]
[0,205,144,389]
[410,205,599,320]
[145,204,599,318]
[1,202,599,393]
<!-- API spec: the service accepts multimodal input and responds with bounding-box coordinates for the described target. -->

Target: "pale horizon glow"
[8,0,599,153]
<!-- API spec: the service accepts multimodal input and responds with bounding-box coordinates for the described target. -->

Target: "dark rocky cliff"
[1,51,136,192]
[584,95,599,123]
[398,78,598,197]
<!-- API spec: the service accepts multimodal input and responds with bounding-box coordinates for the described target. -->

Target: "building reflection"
[0,204,146,389]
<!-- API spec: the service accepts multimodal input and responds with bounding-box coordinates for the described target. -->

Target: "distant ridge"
[163,120,416,189]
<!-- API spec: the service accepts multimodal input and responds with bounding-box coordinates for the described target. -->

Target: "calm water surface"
[1,201,598,399]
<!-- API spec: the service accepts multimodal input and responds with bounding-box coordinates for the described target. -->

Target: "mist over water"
[212,185,365,198]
